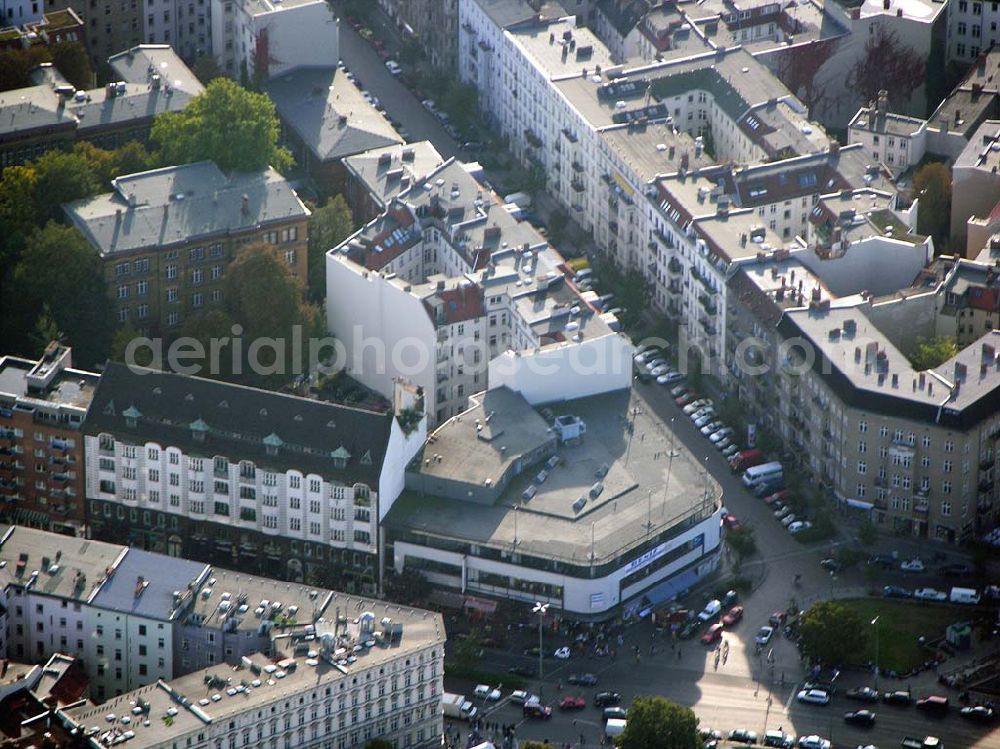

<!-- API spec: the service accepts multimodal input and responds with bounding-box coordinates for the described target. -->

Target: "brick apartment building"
[0,343,99,536]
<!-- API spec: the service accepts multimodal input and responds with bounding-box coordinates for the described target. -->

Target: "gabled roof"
[84,362,394,482]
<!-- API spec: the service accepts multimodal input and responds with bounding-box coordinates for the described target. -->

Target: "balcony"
[979,478,995,493]
[913,502,929,515]
[668,257,683,276]
[668,280,682,294]
[571,179,585,193]
[561,128,578,143]
[653,228,675,249]
[698,294,717,315]
[699,317,717,335]
[571,160,584,173]
[980,454,995,469]
[525,129,543,148]
[609,221,619,236]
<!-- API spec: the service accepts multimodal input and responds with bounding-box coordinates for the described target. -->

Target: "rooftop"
[264,67,402,164]
[241,0,329,15]
[927,49,1000,139]
[387,388,721,567]
[342,141,445,211]
[954,119,1000,173]
[0,350,98,412]
[89,549,209,621]
[509,16,618,81]
[107,45,205,94]
[600,121,711,183]
[472,0,565,29]
[63,161,310,256]
[858,0,946,23]
[83,362,395,482]
[848,106,927,138]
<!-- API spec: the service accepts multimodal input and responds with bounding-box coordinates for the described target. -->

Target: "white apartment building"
[210,0,338,80]
[327,158,633,426]
[83,362,425,595]
[848,91,929,175]
[0,0,43,25]
[144,0,211,60]
[947,0,1000,63]
[951,120,1000,251]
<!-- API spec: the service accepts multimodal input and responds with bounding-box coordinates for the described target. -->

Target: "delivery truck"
[442,692,478,721]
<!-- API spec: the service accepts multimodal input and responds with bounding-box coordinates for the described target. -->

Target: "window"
[192,292,204,308]
[942,480,952,494]
[941,501,951,516]
[191,269,203,285]
[211,264,223,280]
[137,304,149,320]
[284,250,297,265]
[167,287,178,303]
[117,284,130,299]
[290,517,301,531]
[944,439,954,452]
[858,441,866,454]
[166,264,177,279]
[943,460,953,473]
[857,461,867,474]
[858,420,867,433]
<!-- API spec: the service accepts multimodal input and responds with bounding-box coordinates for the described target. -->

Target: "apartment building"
[82,362,426,594]
[342,141,445,224]
[946,0,1000,63]
[0,653,91,748]
[326,158,632,426]
[63,161,310,335]
[0,344,98,537]
[847,91,929,176]
[379,0,460,72]
[264,67,403,195]
[0,8,86,52]
[726,250,1000,544]
[43,0,143,70]
[210,0,338,81]
[0,524,445,743]
[144,0,212,61]
[0,45,201,168]
[951,120,1000,253]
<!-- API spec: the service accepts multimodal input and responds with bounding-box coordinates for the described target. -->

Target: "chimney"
[242,194,249,215]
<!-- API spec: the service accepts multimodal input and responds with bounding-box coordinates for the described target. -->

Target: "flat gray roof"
[0,355,98,410]
[89,549,209,621]
[342,140,445,210]
[63,161,309,256]
[387,388,721,566]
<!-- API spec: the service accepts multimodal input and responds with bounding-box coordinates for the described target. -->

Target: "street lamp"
[871,616,880,689]
[533,602,549,680]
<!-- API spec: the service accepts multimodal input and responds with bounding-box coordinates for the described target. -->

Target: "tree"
[725,525,757,572]
[32,148,102,223]
[858,520,877,547]
[909,335,958,370]
[847,27,927,109]
[770,38,843,120]
[49,42,93,90]
[799,600,868,666]
[912,162,951,247]
[547,209,569,245]
[0,164,40,254]
[182,243,316,388]
[0,45,51,92]
[12,223,114,367]
[618,696,699,749]
[307,195,354,301]
[452,629,483,672]
[191,54,224,85]
[150,78,293,173]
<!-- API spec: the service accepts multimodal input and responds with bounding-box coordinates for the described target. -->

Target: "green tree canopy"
[909,335,958,370]
[191,54,224,85]
[182,243,315,388]
[12,222,114,367]
[32,148,102,223]
[307,195,354,301]
[619,696,700,749]
[49,42,93,90]
[912,162,951,249]
[724,525,757,571]
[151,78,293,173]
[799,600,868,666]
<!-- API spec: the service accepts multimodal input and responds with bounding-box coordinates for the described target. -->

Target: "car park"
[914,588,947,602]
[797,689,831,705]
[916,696,949,715]
[763,489,791,505]
[846,687,880,703]
[603,707,628,721]
[701,623,724,644]
[843,709,876,726]
[694,413,716,429]
[959,705,995,722]
[670,384,688,397]
[421,99,438,113]
[568,673,598,686]
[553,646,571,659]
[900,558,925,572]
[774,506,791,519]
[797,736,831,749]
[593,692,621,707]
[768,611,787,627]
[474,685,501,701]
[645,357,668,370]
[716,437,735,452]
[560,696,586,710]
[882,690,913,706]
[651,365,673,377]
[721,444,739,458]
[882,585,912,598]
[510,690,532,705]
[802,680,837,695]
[755,626,774,645]
[788,521,812,534]
[697,599,723,622]
[721,605,744,626]
[754,478,786,497]
[728,729,758,744]
[710,427,734,443]
[684,399,711,415]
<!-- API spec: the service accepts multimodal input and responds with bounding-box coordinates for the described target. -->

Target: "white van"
[949,587,980,605]
[605,719,626,738]
[742,461,783,488]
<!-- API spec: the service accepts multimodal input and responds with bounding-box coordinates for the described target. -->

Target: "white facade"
[848,103,929,175]
[210,0,338,80]
[947,0,1000,63]
[393,507,724,617]
[0,0,42,25]
[144,0,211,60]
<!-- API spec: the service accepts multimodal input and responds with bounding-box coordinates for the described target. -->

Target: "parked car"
[384,60,402,75]
[710,428,734,444]
[900,558,926,572]
[915,696,949,715]
[882,585,913,599]
[763,730,795,748]
[700,420,724,436]
[797,736,831,749]
[843,710,876,726]
[721,605,744,626]
[603,707,628,721]
[474,685,501,701]
[959,705,995,722]
[510,690,532,705]
[701,623,724,644]
[868,553,898,569]
[774,506,791,519]
[657,372,684,385]
[820,558,842,573]
[593,692,621,707]
[694,413,717,429]
[553,646,571,659]
[797,689,831,706]
[670,384,688,397]
[568,673,598,686]
[763,489,791,505]
[722,444,740,459]
[684,399,711,415]
[421,99,438,114]
[728,729,758,744]
[755,626,774,645]
[846,687,880,703]
[723,514,741,530]
[882,690,913,706]
[716,438,735,452]
[523,700,552,719]
[939,563,972,577]
[697,599,723,622]
[802,680,837,695]
[914,588,948,602]
[780,513,798,527]
[768,611,787,627]
[559,696,586,710]
[788,521,813,534]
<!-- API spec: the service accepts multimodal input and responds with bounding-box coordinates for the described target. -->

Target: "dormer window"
[263,432,283,457]
[331,446,351,469]
[190,418,209,443]
[123,405,141,429]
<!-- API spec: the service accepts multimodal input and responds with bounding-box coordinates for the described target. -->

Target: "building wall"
[144,0,212,61]
[45,0,143,70]
[946,0,1000,63]
[0,0,43,26]
[951,162,1000,249]
[795,236,932,298]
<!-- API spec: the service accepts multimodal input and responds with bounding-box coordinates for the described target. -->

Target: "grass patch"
[837,598,966,672]
[445,663,527,691]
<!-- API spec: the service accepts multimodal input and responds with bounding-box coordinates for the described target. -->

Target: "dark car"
[939,562,972,577]
[960,705,996,722]
[523,701,552,719]
[820,558,842,573]
[846,686,880,703]
[803,680,837,695]
[754,479,786,498]
[727,729,758,744]
[882,690,913,706]
[843,710,876,727]
[593,692,621,707]
[521,646,550,658]
[603,707,628,721]
[916,695,949,715]
[508,665,538,678]
[883,585,913,598]
[679,620,700,639]
[568,673,598,686]
[868,553,897,569]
